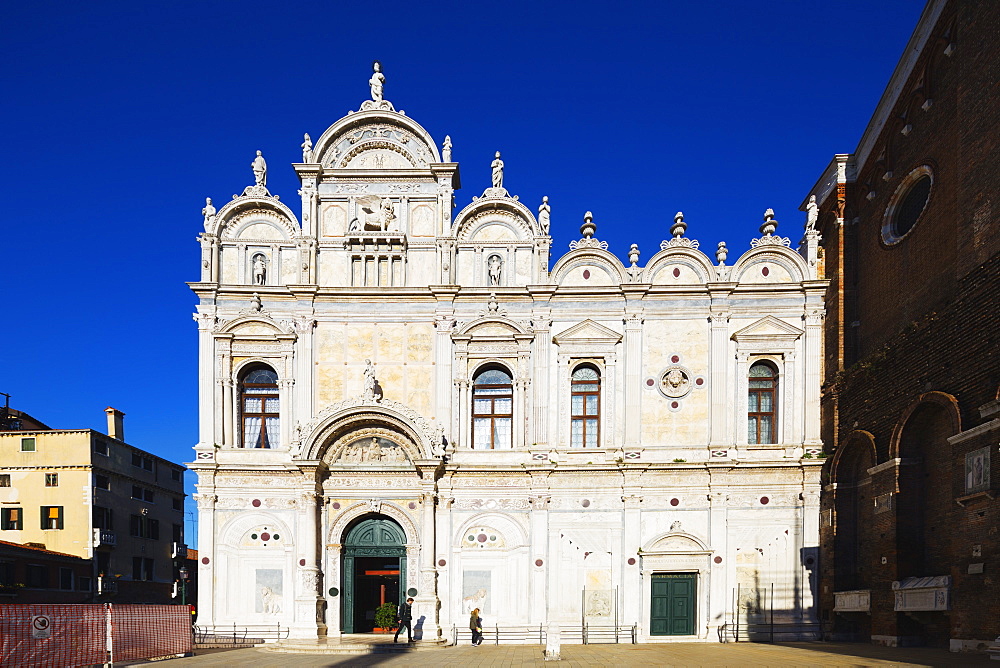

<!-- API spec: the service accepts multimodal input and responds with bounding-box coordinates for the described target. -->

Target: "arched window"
[472,367,513,450]
[571,365,600,448]
[240,366,279,449]
[748,361,778,444]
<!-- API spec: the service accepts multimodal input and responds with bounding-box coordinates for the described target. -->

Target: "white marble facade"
[190,66,826,643]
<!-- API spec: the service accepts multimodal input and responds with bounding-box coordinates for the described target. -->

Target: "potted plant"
[373,602,398,633]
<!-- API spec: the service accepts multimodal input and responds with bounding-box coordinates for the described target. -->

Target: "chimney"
[105,407,125,442]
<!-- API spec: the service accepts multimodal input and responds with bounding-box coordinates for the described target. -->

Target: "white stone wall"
[189,86,826,642]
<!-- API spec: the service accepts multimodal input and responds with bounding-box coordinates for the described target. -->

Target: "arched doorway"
[342,515,407,633]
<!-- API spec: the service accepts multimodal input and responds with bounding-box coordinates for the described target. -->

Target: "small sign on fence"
[30,615,51,639]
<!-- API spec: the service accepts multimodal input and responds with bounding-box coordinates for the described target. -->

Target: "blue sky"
[2,1,924,542]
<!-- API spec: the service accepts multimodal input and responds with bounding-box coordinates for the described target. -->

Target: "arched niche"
[312,111,440,169]
[730,245,809,284]
[551,249,626,287]
[643,247,716,285]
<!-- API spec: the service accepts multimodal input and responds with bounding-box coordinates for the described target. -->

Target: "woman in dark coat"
[470,608,483,646]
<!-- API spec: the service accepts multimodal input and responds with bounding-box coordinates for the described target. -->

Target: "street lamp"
[178,565,189,606]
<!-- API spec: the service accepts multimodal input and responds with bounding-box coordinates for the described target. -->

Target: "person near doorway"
[394,597,414,643]
[470,607,483,646]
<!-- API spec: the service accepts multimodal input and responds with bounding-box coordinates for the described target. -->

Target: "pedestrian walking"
[394,597,414,643]
[470,607,483,646]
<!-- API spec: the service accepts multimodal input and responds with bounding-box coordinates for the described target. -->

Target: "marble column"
[416,489,441,640]
[529,494,550,625]
[291,489,324,639]
[708,312,731,447]
[623,313,643,447]
[193,492,218,629]
[621,494,642,626]
[326,543,343,640]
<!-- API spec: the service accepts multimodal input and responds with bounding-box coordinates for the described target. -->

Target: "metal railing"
[450,623,636,646]
[193,623,288,646]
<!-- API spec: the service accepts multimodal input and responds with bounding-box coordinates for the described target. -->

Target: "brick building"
[805,0,1000,651]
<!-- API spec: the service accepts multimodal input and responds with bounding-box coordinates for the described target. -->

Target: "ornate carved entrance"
[342,516,407,633]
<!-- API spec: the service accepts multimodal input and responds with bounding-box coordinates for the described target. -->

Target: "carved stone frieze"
[324,476,419,489]
[302,397,439,457]
[453,498,531,511]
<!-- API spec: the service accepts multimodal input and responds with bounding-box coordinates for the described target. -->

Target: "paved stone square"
[145,642,994,667]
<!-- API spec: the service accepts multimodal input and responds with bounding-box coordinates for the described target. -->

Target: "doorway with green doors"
[650,572,697,636]
[341,515,408,633]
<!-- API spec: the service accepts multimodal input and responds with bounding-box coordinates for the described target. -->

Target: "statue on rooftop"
[301,133,313,163]
[805,194,818,231]
[538,196,551,234]
[491,151,504,189]
[369,61,385,102]
[442,135,452,162]
[201,197,216,225]
[251,150,267,187]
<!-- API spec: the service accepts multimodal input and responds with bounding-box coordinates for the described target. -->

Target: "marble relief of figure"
[370,61,385,101]
[251,150,267,186]
[491,151,504,188]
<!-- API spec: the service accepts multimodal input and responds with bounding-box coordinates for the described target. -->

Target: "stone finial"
[671,212,687,239]
[628,243,640,266]
[716,241,728,265]
[249,292,262,312]
[442,135,452,162]
[301,133,313,163]
[580,211,596,239]
[760,208,777,236]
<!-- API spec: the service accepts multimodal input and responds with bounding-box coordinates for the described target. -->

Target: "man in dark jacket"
[394,597,414,643]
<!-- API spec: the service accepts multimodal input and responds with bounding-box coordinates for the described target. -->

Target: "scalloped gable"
[731,315,804,343]
[552,319,623,346]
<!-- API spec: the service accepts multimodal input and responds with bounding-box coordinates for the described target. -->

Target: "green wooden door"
[650,573,696,636]
[341,517,407,633]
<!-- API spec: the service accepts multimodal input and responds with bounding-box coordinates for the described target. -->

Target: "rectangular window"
[45,473,59,487]
[1,507,23,530]
[172,497,182,511]
[143,457,154,472]
[0,561,13,586]
[79,576,92,591]
[129,514,157,539]
[93,439,109,456]
[172,523,183,544]
[144,489,154,503]
[95,474,110,491]
[132,557,154,581]
[132,485,142,499]
[131,452,142,468]
[0,474,9,487]
[41,506,64,530]
[171,468,181,482]
[26,564,48,588]
[59,568,73,590]
[93,506,114,530]
[21,437,36,452]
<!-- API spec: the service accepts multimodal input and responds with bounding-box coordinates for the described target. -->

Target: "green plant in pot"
[374,602,398,631]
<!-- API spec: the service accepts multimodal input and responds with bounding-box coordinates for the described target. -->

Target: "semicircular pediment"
[453,199,539,242]
[313,114,440,170]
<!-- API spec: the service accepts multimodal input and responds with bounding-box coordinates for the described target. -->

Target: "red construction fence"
[0,604,192,667]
